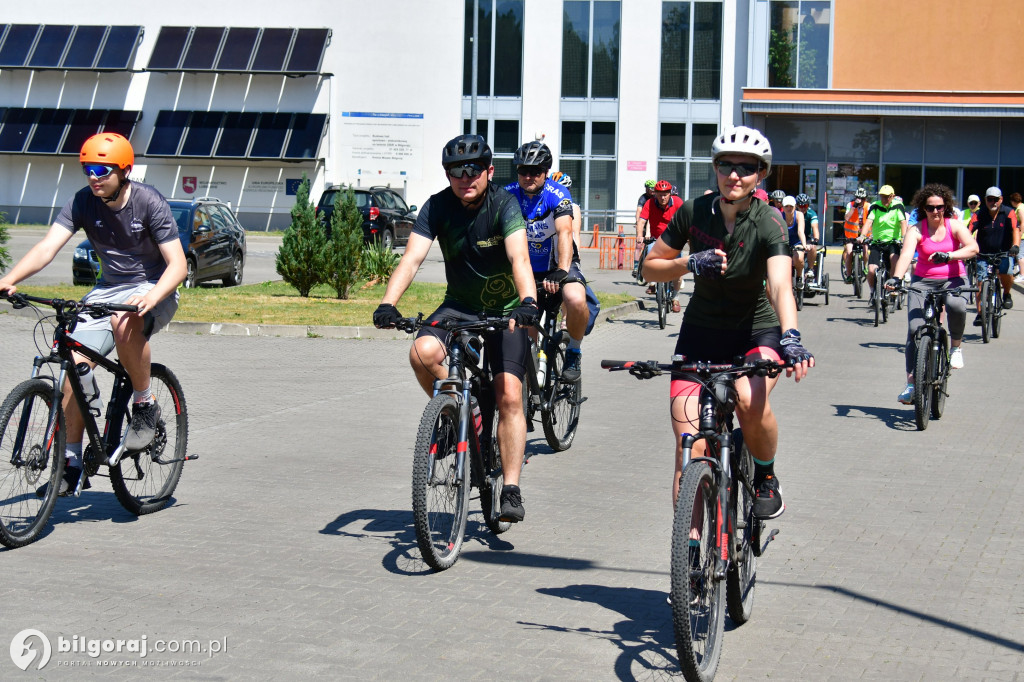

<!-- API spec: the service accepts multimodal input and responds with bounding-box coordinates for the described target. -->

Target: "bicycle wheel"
[671,461,724,682]
[853,255,864,299]
[991,286,1002,339]
[913,333,934,431]
[726,430,757,625]
[110,364,188,515]
[0,379,66,548]
[480,406,511,535]
[881,285,890,324]
[656,282,667,329]
[635,248,647,286]
[542,332,581,452]
[979,280,991,343]
[411,393,470,570]
[872,285,881,327]
[822,272,830,306]
[931,335,948,421]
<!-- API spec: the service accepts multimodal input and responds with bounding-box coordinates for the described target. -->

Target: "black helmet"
[513,141,553,170]
[441,134,492,168]
[795,193,811,206]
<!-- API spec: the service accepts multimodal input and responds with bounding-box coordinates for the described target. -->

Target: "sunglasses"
[924,204,945,213]
[82,164,116,179]
[968,201,979,206]
[714,160,760,177]
[517,166,546,177]
[986,196,1001,203]
[447,163,484,179]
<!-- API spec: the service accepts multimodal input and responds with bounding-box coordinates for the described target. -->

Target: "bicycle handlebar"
[393,314,514,334]
[601,357,785,380]
[1,291,138,315]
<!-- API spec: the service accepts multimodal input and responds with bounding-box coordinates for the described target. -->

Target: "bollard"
[617,226,625,269]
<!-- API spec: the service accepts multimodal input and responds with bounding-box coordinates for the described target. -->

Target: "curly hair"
[911,183,955,220]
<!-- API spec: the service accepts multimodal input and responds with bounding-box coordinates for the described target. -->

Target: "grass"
[12,281,635,328]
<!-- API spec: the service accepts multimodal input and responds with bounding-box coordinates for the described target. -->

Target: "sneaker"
[671,299,681,313]
[1015,274,1024,284]
[498,484,525,522]
[122,400,161,452]
[562,349,582,383]
[949,347,964,370]
[1003,295,1013,310]
[898,383,914,405]
[646,284,656,295]
[973,314,983,327]
[752,474,785,519]
[35,465,88,498]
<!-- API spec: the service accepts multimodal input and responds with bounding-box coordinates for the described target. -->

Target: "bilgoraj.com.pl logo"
[10,629,227,670]
[10,629,51,671]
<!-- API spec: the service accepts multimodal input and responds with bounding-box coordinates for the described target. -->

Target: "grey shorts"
[71,282,179,355]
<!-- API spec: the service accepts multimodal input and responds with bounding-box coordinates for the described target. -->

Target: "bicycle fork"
[680,428,733,582]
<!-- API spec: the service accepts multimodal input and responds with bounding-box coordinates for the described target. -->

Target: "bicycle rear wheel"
[726,430,757,625]
[656,282,667,329]
[412,393,470,570]
[913,334,933,431]
[542,332,582,452]
[480,406,511,535]
[671,461,724,682]
[0,379,66,548]
[931,335,949,420]
[980,281,991,343]
[110,364,188,515]
[992,286,1003,339]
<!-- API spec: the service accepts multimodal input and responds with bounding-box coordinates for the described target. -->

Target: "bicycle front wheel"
[853,255,864,299]
[480,406,511,535]
[979,280,991,343]
[0,379,66,548]
[656,282,667,329]
[412,394,470,570]
[931,335,949,420]
[913,334,934,431]
[110,364,188,515]
[726,431,757,625]
[671,461,725,682]
[992,286,1003,339]
[542,332,582,452]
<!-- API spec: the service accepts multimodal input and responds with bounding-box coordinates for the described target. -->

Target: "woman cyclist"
[887,183,978,405]
[642,126,814,518]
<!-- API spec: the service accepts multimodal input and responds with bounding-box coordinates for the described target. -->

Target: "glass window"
[587,159,616,211]
[828,119,879,164]
[148,27,189,69]
[215,111,257,157]
[63,26,105,68]
[0,108,39,152]
[1000,119,1024,160]
[923,167,957,191]
[493,1,524,96]
[463,118,489,140]
[882,118,923,163]
[765,117,825,162]
[660,123,686,158]
[29,25,73,68]
[562,1,589,98]
[102,110,140,139]
[181,27,224,71]
[592,122,615,155]
[925,119,997,166]
[0,25,39,67]
[26,108,72,153]
[692,3,722,99]
[492,157,516,187]
[658,161,686,194]
[61,109,106,153]
[689,161,714,198]
[660,2,690,100]
[559,159,586,198]
[193,208,210,230]
[284,113,327,159]
[146,110,189,156]
[493,120,519,154]
[692,123,717,157]
[768,1,830,88]
[998,167,1024,197]
[963,168,996,198]
[286,28,329,72]
[463,0,492,96]
[251,28,292,72]
[591,1,620,98]
[561,121,585,155]
[207,205,229,231]
[217,27,259,70]
[881,165,920,201]
[376,191,396,209]
[95,26,142,69]
[391,193,410,212]
[180,111,223,157]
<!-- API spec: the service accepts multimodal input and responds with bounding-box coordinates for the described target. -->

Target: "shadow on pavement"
[50,490,150,525]
[827,316,888,327]
[832,404,916,431]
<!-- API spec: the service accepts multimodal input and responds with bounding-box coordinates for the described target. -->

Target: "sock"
[133,385,153,404]
[752,456,774,481]
[568,336,582,351]
[66,442,83,470]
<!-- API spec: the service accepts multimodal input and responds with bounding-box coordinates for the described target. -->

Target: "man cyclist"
[843,188,869,283]
[970,186,1019,316]
[795,193,820,282]
[504,141,588,382]
[768,189,786,216]
[859,184,908,299]
[635,180,656,224]
[0,132,187,496]
[643,125,813,519]
[550,171,601,334]
[636,180,685,311]
[373,134,538,523]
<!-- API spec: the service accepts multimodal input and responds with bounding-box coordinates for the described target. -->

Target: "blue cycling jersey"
[503,179,574,272]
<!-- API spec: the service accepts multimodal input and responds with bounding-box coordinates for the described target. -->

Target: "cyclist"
[782,195,809,286]
[768,189,786,216]
[373,134,539,523]
[843,188,869,283]
[795,193,821,282]
[969,186,1020,316]
[642,125,814,519]
[1007,192,1024,283]
[0,132,187,496]
[962,194,981,227]
[551,171,601,334]
[504,141,588,382]
[635,179,656,224]
[886,183,977,403]
[636,180,685,311]
[859,184,908,299]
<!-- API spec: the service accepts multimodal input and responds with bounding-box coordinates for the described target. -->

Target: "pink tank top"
[914,218,966,279]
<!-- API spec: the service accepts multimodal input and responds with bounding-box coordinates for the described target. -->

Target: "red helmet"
[80,132,134,169]
[654,180,672,192]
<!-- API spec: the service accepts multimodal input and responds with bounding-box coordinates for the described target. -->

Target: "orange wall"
[832,0,1024,91]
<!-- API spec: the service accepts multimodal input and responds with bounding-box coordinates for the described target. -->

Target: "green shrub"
[361,239,400,284]
[323,186,364,300]
[0,211,11,274]
[275,175,327,297]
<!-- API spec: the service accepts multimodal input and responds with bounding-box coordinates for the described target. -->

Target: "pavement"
[0,247,1023,680]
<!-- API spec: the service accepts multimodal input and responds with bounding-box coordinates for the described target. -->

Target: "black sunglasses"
[517,166,546,177]
[82,164,116,179]
[924,204,945,213]
[986,196,1001,203]
[447,163,484,179]
[714,160,760,178]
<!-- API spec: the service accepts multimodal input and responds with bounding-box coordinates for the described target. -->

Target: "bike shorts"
[869,242,901,268]
[70,282,179,356]
[417,301,529,382]
[670,325,783,399]
[977,256,1013,276]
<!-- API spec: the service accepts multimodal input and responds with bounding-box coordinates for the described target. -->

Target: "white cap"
[986,186,1002,198]
[782,196,796,207]
[967,194,980,204]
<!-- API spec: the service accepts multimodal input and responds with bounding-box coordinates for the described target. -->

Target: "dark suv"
[72,197,247,288]
[316,186,417,249]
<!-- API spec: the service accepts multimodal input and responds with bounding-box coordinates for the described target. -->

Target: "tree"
[323,186,364,300]
[0,211,10,274]
[275,175,327,297]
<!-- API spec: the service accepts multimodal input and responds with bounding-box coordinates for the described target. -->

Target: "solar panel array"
[147,27,330,73]
[146,111,328,160]
[0,108,140,153]
[0,24,143,70]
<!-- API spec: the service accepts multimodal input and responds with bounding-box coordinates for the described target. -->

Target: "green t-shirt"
[412,183,527,313]
[867,202,906,242]
[662,196,790,330]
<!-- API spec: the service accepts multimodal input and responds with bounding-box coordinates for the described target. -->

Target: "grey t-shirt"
[56,182,179,286]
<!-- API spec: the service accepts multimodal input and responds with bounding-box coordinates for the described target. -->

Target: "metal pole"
[470,0,479,135]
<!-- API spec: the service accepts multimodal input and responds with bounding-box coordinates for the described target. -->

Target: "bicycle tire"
[542,331,581,452]
[980,280,991,343]
[881,285,890,324]
[0,379,67,548]
[635,247,647,286]
[872,285,880,327]
[992,286,1002,339]
[480,406,511,535]
[853,255,864,299]
[411,393,469,570]
[671,461,724,682]
[656,282,667,329]
[109,364,188,515]
[931,335,948,421]
[794,277,803,312]
[822,272,830,306]
[913,333,933,431]
[726,430,757,625]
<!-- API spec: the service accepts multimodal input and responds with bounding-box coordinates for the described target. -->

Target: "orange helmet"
[80,132,134,169]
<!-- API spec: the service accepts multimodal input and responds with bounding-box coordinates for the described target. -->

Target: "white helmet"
[712,126,772,173]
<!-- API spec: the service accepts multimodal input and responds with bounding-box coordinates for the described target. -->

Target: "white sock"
[66,442,83,469]
[133,385,153,404]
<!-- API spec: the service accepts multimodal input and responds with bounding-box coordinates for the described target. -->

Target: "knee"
[410,338,444,369]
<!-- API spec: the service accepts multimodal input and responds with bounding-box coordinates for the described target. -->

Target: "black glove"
[930,252,950,264]
[687,249,725,279]
[373,303,402,329]
[510,297,539,327]
[780,329,813,367]
[884,277,901,291]
[1011,245,1020,258]
[543,269,568,286]
[629,362,658,380]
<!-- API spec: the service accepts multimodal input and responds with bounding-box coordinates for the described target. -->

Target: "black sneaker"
[35,465,88,498]
[122,400,161,452]
[1003,295,1013,310]
[752,474,785,519]
[973,314,983,327]
[498,484,525,523]
[562,349,582,383]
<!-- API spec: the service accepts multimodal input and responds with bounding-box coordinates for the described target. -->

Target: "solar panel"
[179,111,224,156]
[249,112,291,157]
[216,27,258,71]
[147,26,190,70]
[102,110,141,139]
[28,25,73,68]
[95,25,142,70]
[181,27,225,71]
[0,24,40,67]
[147,110,189,155]
[285,28,329,73]
[250,28,292,72]
[26,108,73,153]
[61,109,107,153]
[0,108,40,152]
[62,25,105,68]
[214,111,258,157]
[284,113,327,159]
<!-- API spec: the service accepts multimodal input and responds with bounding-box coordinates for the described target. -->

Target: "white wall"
[617,0,663,209]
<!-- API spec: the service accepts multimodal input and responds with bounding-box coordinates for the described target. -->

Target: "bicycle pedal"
[185,454,199,461]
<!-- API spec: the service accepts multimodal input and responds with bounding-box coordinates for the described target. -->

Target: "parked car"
[72,197,247,288]
[315,185,417,249]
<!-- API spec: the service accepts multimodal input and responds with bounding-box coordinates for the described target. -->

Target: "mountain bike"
[655,278,676,329]
[840,237,867,298]
[0,293,192,549]
[869,241,903,327]
[634,238,655,286]
[976,252,1008,344]
[602,356,785,682]
[396,314,520,571]
[801,243,829,306]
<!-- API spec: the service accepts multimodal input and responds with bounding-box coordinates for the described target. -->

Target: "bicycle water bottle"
[470,396,483,440]
[76,362,102,417]
[536,348,548,387]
